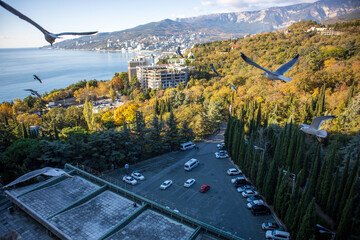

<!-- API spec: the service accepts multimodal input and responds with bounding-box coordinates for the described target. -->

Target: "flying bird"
[24,89,42,99]
[0,0,98,46]
[176,47,184,58]
[3,167,73,189]
[240,52,299,82]
[210,64,218,76]
[300,116,337,139]
[33,75,42,83]
[230,84,237,93]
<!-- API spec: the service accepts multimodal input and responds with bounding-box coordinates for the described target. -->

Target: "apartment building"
[136,65,189,90]
[128,55,155,82]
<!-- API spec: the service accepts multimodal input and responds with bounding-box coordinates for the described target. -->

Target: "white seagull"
[240,52,299,82]
[300,116,337,138]
[0,0,98,46]
[3,167,73,189]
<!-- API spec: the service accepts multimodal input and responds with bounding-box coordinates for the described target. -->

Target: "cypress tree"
[256,103,261,130]
[315,84,326,116]
[318,143,337,208]
[263,157,279,204]
[274,171,291,219]
[294,132,305,173]
[285,128,297,171]
[326,168,339,214]
[296,198,317,240]
[237,130,246,169]
[256,147,268,192]
[337,156,359,223]
[346,81,355,107]
[306,143,321,201]
[332,156,350,218]
[21,123,28,138]
[53,125,59,140]
[284,183,300,232]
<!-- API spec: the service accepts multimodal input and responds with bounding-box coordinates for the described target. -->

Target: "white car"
[215,150,229,159]
[242,189,258,197]
[247,195,262,202]
[122,176,137,185]
[184,178,196,188]
[265,230,290,240]
[131,172,145,180]
[237,185,254,193]
[231,176,245,184]
[217,143,225,149]
[247,200,265,209]
[227,168,242,175]
[160,180,173,190]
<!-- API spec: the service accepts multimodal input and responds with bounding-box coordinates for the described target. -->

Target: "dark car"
[234,179,250,187]
[199,184,210,193]
[251,204,271,215]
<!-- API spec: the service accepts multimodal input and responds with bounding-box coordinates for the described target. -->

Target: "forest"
[0,19,359,239]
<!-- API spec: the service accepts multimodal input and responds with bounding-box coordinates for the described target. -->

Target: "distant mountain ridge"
[51,0,360,50]
[176,0,360,33]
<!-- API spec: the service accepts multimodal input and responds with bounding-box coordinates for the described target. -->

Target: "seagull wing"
[310,116,337,130]
[210,65,218,76]
[275,54,299,75]
[0,0,49,35]
[240,53,272,74]
[230,84,237,93]
[55,31,98,37]
[4,167,51,188]
[33,75,42,83]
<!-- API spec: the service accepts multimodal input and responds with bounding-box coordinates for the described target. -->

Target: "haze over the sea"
[0,48,137,102]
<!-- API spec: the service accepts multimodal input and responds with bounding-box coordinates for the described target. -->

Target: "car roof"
[273,230,290,236]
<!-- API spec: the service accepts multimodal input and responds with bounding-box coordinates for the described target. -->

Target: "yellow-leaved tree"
[114,101,140,125]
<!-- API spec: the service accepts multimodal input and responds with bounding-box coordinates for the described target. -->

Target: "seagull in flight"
[176,47,184,58]
[240,52,299,82]
[230,84,237,93]
[3,167,73,189]
[300,116,337,139]
[210,64,218,76]
[33,75,42,83]
[0,0,98,46]
[24,89,42,99]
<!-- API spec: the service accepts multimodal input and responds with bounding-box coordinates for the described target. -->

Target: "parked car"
[215,150,229,159]
[184,178,196,188]
[231,176,245,184]
[227,168,242,175]
[237,185,254,193]
[265,230,290,239]
[247,200,265,209]
[180,142,196,151]
[199,184,210,193]
[242,189,258,197]
[247,195,263,202]
[160,180,173,190]
[131,172,145,180]
[262,222,280,231]
[217,143,225,149]
[251,204,271,215]
[234,180,251,188]
[122,176,137,185]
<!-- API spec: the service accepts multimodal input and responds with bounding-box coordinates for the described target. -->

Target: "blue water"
[0,48,138,102]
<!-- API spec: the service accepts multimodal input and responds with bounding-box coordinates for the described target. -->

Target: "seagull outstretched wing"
[310,116,337,130]
[0,0,97,45]
[275,54,299,75]
[33,75,42,83]
[177,47,184,58]
[210,64,218,76]
[24,89,42,99]
[240,53,273,74]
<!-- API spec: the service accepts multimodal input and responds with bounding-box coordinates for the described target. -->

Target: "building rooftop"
[3,164,244,240]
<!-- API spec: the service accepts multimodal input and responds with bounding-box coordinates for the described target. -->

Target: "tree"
[296,198,316,240]
[110,86,116,102]
[83,99,95,131]
[165,111,179,150]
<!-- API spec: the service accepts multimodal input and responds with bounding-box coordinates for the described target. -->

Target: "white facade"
[136,65,189,90]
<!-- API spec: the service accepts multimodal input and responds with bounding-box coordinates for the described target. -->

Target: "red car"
[199,184,210,193]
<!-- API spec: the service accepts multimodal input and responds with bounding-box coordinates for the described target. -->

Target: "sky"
[0,0,318,48]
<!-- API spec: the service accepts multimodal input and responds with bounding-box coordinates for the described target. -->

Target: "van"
[184,158,199,171]
[180,142,196,151]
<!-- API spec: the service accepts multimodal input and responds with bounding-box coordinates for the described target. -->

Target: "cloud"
[201,1,215,6]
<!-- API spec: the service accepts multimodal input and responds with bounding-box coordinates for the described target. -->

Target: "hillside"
[51,0,360,50]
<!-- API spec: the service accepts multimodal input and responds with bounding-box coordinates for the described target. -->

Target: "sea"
[0,48,139,102]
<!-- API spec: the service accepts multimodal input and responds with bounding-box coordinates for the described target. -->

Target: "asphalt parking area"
[107,124,276,240]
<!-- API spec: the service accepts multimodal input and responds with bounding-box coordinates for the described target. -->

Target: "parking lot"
[107,124,276,240]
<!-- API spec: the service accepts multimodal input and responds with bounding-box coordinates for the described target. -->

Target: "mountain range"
[51,0,360,50]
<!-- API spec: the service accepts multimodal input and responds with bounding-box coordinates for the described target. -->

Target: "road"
[107,123,275,240]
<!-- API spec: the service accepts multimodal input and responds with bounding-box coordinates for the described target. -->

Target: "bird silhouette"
[240,52,299,82]
[300,116,337,139]
[24,89,42,99]
[0,0,98,46]
[33,75,42,83]
[210,64,218,76]
[176,47,184,58]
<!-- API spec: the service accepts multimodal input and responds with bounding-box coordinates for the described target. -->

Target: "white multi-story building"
[136,65,188,90]
[128,55,155,82]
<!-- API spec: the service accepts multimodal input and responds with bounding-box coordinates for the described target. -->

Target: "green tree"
[165,111,179,150]
[296,198,316,240]
[83,99,95,131]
